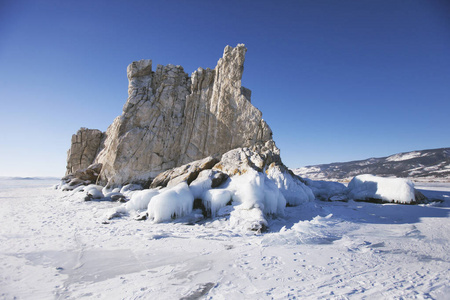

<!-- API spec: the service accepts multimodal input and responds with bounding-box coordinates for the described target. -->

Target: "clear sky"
[0,0,449,177]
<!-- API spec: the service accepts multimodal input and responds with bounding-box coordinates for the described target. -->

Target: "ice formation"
[147,182,194,222]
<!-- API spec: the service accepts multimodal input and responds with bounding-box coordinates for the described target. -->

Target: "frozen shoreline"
[1,179,449,299]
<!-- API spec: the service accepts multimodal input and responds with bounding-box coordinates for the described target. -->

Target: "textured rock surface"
[86,44,272,187]
[213,140,281,176]
[61,163,103,190]
[150,156,220,189]
[178,45,272,166]
[66,128,103,175]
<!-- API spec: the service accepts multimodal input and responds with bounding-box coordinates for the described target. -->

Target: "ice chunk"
[226,169,285,214]
[347,174,416,204]
[147,182,194,222]
[224,169,286,231]
[261,214,344,245]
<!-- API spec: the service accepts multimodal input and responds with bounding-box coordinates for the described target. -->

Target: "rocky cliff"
[66,44,273,187]
[65,128,103,175]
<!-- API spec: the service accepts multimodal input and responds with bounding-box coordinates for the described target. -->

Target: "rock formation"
[65,128,103,175]
[105,141,314,231]
[66,44,273,187]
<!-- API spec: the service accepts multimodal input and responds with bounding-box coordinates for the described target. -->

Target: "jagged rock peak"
[65,44,274,187]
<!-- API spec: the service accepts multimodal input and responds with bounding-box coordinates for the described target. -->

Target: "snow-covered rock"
[347,174,424,204]
[150,156,220,188]
[60,163,103,190]
[125,189,160,211]
[189,169,228,199]
[105,141,312,230]
[147,182,194,223]
[266,164,314,205]
[84,184,104,200]
[224,169,286,231]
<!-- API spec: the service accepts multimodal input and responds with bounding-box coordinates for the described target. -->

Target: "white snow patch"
[386,151,424,162]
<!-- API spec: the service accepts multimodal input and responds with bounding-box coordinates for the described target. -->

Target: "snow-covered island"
[60,45,430,232]
[1,45,448,299]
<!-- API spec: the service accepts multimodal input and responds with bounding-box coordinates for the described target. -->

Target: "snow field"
[1,179,449,299]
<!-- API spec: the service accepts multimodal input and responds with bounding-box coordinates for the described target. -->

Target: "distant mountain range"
[293,147,450,181]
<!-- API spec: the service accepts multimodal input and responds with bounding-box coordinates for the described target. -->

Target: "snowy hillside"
[293,148,450,181]
[1,178,450,299]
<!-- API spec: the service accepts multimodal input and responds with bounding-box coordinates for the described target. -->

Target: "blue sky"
[0,0,449,177]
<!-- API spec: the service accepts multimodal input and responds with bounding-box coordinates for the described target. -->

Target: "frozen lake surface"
[1,178,449,299]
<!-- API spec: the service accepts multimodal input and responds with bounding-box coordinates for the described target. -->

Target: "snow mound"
[84,185,104,199]
[347,174,416,204]
[266,166,314,205]
[147,182,194,222]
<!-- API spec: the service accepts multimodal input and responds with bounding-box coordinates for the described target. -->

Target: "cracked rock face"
[65,128,103,175]
[66,44,273,187]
